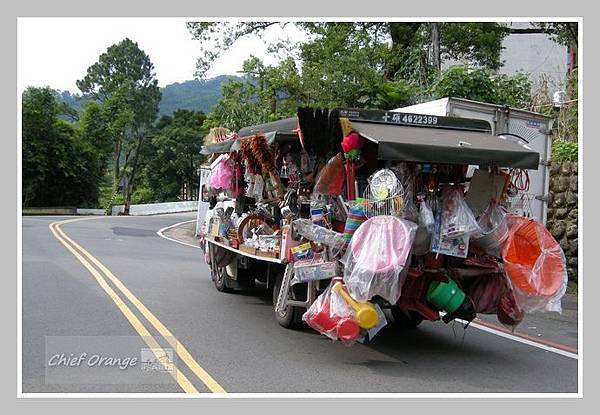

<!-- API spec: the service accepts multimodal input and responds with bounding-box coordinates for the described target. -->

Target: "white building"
[499,22,569,87]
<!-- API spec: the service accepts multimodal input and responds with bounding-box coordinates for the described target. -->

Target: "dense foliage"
[431,66,532,108]
[141,109,207,201]
[22,87,104,207]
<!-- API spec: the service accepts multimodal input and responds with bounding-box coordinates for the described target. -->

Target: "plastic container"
[502,219,566,297]
[426,278,466,313]
[342,216,417,303]
[349,216,414,274]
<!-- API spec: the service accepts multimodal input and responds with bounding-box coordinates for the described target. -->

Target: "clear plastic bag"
[413,198,435,256]
[302,282,362,345]
[440,187,481,239]
[342,216,417,303]
[471,200,509,257]
[292,259,338,284]
[292,219,346,257]
[501,216,568,314]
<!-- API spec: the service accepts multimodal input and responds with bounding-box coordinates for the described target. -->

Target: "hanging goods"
[292,219,347,256]
[342,215,417,303]
[413,197,435,255]
[467,273,506,314]
[426,278,465,314]
[313,153,346,196]
[333,282,379,329]
[363,169,405,218]
[302,282,361,344]
[502,217,568,313]
[343,201,368,245]
[426,273,476,324]
[341,131,363,200]
[496,289,525,328]
[208,155,234,190]
[471,200,510,258]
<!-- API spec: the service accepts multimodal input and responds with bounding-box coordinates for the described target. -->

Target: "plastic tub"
[502,218,566,296]
[349,216,414,274]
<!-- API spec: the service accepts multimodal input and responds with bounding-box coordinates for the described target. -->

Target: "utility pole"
[431,22,441,73]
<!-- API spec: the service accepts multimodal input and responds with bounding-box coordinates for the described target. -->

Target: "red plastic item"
[309,301,338,332]
[502,218,566,297]
[423,252,445,269]
[497,289,525,328]
[396,269,446,321]
[336,318,361,342]
[303,287,361,343]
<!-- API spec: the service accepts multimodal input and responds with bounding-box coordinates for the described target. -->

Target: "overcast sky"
[17,18,306,93]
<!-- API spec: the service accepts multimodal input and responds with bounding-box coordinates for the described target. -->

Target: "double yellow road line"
[49,217,226,394]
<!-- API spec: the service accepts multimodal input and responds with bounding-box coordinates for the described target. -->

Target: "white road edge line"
[458,319,578,360]
[156,220,201,249]
[158,219,578,360]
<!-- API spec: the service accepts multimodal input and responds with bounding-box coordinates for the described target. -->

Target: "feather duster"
[251,134,285,199]
[251,134,276,173]
[240,136,261,175]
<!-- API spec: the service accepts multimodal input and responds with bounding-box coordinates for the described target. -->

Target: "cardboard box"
[256,250,279,259]
[239,244,257,255]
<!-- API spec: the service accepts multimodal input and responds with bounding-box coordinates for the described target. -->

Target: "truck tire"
[273,273,298,329]
[390,307,423,328]
[213,265,232,293]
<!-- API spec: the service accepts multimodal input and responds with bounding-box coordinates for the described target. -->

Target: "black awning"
[238,117,298,137]
[352,121,540,169]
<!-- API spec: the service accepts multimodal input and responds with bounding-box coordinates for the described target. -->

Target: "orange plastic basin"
[502,219,565,297]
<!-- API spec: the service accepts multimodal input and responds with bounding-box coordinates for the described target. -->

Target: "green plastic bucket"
[427,278,466,313]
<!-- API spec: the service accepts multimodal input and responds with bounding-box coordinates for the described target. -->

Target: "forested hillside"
[56,75,239,118]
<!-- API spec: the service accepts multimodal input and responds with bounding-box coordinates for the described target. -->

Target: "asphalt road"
[22,213,579,393]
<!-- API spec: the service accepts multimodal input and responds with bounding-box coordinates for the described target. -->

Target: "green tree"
[77,38,161,214]
[431,66,531,108]
[187,21,509,86]
[188,21,511,128]
[142,110,207,201]
[22,87,103,207]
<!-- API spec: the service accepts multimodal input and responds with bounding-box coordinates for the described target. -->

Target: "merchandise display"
[200,106,569,347]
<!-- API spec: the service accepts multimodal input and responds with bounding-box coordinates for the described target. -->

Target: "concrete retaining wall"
[546,161,578,281]
[76,208,105,216]
[111,201,198,216]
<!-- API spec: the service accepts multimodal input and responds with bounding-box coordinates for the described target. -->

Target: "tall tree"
[77,38,161,214]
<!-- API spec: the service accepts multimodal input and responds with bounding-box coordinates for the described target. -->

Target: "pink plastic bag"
[209,156,233,190]
[341,216,417,303]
